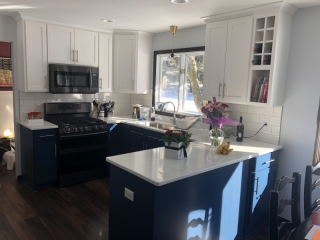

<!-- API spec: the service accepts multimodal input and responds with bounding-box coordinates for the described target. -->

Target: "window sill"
[155,110,200,119]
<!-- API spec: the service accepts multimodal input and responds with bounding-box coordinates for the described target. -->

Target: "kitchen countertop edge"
[19,120,58,130]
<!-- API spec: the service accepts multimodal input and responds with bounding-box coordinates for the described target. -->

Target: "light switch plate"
[124,187,134,201]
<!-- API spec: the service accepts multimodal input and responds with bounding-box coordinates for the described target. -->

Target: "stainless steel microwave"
[49,64,99,94]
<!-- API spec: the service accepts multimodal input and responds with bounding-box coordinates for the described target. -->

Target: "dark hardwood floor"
[0,165,269,240]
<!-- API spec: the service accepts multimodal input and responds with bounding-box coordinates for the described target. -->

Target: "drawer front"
[253,153,277,172]
[33,129,57,143]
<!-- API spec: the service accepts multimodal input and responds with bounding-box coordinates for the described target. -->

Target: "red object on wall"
[0,42,11,58]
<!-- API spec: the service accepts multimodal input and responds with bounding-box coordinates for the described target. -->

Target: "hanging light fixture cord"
[171,33,175,56]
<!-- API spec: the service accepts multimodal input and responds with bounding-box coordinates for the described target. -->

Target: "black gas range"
[44,102,109,187]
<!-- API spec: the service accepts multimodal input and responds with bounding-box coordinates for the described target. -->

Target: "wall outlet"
[124,188,134,202]
[260,116,270,127]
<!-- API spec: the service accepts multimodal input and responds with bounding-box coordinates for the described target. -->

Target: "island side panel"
[153,160,250,240]
[109,164,156,240]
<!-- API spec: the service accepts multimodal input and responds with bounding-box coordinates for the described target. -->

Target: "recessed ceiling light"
[171,0,188,3]
[101,19,115,23]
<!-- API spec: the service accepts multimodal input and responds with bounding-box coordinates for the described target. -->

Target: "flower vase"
[209,128,224,148]
[165,142,188,160]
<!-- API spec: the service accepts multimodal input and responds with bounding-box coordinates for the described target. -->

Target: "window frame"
[152,46,205,117]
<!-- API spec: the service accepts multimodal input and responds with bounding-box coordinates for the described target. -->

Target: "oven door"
[49,64,99,94]
[58,131,108,186]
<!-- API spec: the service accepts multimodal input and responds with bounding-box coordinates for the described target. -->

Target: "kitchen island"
[106,133,282,240]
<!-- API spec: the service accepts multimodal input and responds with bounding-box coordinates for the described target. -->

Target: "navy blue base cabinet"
[108,151,279,240]
[20,126,58,191]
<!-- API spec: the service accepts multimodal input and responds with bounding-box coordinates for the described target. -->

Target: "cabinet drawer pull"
[54,143,57,157]
[99,78,102,89]
[71,50,75,62]
[262,159,275,165]
[39,135,54,138]
[130,131,143,136]
[223,83,226,98]
[218,83,222,98]
[148,136,162,141]
[254,177,259,194]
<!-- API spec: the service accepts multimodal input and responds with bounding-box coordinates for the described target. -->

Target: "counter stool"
[2,151,15,170]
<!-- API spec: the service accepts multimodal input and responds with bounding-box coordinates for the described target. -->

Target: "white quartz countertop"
[19,120,58,130]
[106,131,283,186]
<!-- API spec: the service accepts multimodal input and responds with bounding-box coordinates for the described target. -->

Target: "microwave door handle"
[89,69,92,90]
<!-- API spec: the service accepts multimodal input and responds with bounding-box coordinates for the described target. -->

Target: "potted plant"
[163,130,192,159]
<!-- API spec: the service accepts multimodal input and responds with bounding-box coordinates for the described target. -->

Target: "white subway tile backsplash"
[116,98,131,104]
[257,133,279,145]
[243,130,258,141]
[272,126,280,135]
[273,106,282,117]
[270,117,281,127]
[246,122,271,134]
[242,112,260,123]
[248,105,273,116]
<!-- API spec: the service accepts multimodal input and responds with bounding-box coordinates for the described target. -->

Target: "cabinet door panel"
[47,25,75,64]
[113,34,136,93]
[224,16,253,102]
[34,141,57,185]
[203,21,228,101]
[246,165,277,235]
[99,33,113,92]
[25,21,48,92]
[75,29,98,66]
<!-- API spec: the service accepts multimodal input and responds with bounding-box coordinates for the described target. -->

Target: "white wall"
[0,14,16,138]
[278,6,320,220]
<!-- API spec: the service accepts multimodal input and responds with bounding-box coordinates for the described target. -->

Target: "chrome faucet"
[160,101,176,125]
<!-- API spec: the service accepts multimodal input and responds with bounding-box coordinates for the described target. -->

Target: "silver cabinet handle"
[148,136,162,141]
[130,131,143,136]
[218,83,222,98]
[40,135,54,138]
[223,83,226,98]
[254,177,259,195]
[99,78,102,89]
[54,143,57,157]
[262,159,275,165]
[71,50,75,62]
[76,50,79,62]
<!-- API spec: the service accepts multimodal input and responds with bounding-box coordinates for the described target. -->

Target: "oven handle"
[60,131,108,138]
[89,68,92,90]
[59,143,107,155]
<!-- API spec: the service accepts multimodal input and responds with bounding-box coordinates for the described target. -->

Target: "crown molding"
[113,29,154,36]
[201,1,298,23]
[12,12,114,33]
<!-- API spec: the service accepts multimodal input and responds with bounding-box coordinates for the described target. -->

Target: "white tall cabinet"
[98,33,113,92]
[113,31,153,94]
[47,25,98,67]
[203,16,253,103]
[17,20,48,92]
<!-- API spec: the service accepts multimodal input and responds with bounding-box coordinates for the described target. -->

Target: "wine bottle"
[236,114,244,142]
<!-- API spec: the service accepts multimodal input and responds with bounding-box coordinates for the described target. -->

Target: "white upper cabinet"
[47,25,74,64]
[47,25,98,67]
[18,20,48,92]
[203,16,253,103]
[113,32,153,94]
[202,2,297,106]
[98,33,113,92]
[223,17,253,103]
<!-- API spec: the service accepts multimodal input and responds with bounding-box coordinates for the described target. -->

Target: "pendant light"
[166,25,178,67]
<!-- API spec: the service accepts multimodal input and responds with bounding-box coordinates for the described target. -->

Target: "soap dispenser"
[150,107,155,121]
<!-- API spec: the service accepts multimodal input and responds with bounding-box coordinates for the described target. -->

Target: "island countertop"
[106,131,283,186]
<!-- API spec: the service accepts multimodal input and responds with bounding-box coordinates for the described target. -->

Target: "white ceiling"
[0,0,319,33]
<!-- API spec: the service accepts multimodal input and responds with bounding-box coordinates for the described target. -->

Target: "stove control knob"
[93,126,98,130]
[79,127,83,132]
[99,125,104,129]
[65,127,70,133]
[83,126,88,131]
[72,127,78,132]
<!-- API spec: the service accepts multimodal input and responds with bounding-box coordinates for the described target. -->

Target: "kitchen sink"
[148,122,175,130]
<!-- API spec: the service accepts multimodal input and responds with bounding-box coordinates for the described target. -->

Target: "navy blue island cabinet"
[108,151,279,240]
[20,125,58,191]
